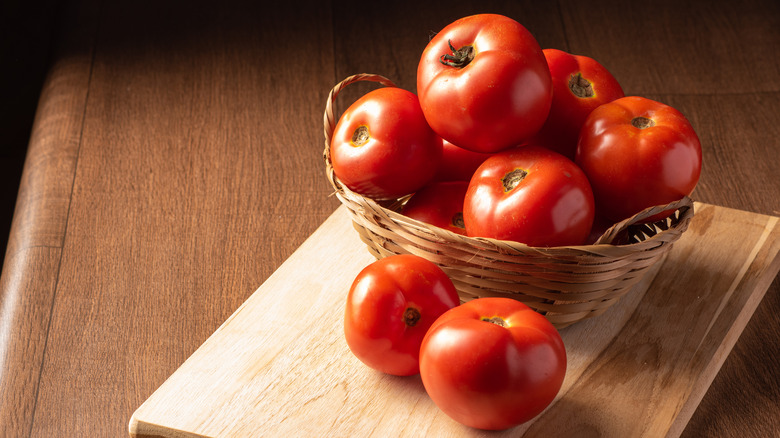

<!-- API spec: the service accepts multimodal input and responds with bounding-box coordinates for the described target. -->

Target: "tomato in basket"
[420,297,567,430]
[330,87,442,200]
[417,14,552,153]
[401,181,469,235]
[463,145,595,247]
[432,140,494,182]
[575,96,702,222]
[343,254,460,376]
[524,48,625,161]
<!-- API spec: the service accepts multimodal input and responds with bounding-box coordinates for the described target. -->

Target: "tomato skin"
[575,96,702,222]
[417,14,552,153]
[344,254,460,376]
[463,145,595,247]
[401,181,469,235]
[420,297,567,430]
[526,49,624,161]
[432,140,494,182]
[330,87,443,200]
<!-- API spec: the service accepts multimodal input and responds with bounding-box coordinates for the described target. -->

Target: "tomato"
[417,14,552,153]
[401,181,469,235]
[432,140,493,182]
[330,87,443,200]
[420,297,567,430]
[585,213,620,245]
[343,254,460,376]
[575,96,702,222]
[525,49,624,161]
[463,145,595,247]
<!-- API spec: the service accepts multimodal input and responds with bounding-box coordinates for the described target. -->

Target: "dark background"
[0,0,59,267]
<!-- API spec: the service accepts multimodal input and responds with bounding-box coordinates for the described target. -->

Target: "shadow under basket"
[323,73,695,329]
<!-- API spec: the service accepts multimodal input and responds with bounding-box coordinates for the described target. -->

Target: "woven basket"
[324,73,694,328]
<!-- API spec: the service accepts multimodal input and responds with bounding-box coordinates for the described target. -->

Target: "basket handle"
[593,196,694,245]
[323,74,397,149]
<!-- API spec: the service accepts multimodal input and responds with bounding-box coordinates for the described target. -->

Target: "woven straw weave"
[324,73,694,328]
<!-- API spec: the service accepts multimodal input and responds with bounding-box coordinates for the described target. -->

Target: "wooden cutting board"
[129,202,780,438]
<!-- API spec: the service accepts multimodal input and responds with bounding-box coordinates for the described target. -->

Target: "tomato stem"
[351,125,370,146]
[631,117,656,129]
[482,316,507,327]
[502,168,528,192]
[440,40,475,68]
[451,212,465,229]
[404,307,422,327]
[569,73,594,98]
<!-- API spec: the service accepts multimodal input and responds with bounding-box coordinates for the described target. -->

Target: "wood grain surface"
[127,202,780,438]
[1,0,778,437]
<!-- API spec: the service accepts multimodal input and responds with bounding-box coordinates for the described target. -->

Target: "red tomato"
[344,254,460,376]
[432,140,493,182]
[526,49,624,161]
[401,181,469,235]
[585,213,618,245]
[330,87,443,200]
[420,297,567,430]
[575,96,702,222]
[417,14,552,153]
[463,145,595,247]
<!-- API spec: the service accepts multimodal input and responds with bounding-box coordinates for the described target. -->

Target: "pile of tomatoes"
[330,13,702,247]
[344,254,566,430]
[333,13,703,431]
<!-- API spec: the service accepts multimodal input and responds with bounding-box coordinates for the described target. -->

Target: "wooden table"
[1,0,778,436]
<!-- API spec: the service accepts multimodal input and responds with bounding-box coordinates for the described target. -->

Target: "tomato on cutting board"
[420,297,567,430]
[343,254,460,376]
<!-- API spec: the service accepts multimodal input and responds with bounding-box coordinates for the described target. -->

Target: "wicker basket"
[323,73,694,328]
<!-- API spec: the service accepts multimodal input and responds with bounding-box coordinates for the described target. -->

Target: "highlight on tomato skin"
[343,254,460,377]
[419,297,567,431]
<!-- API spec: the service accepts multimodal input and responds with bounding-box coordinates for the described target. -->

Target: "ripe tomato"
[420,297,567,430]
[401,181,469,235]
[463,145,595,247]
[417,14,552,153]
[432,140,493,182]
[575,96,702,222]
[344,254,460,376]
[330,87,443,200]
[526,49,625,161]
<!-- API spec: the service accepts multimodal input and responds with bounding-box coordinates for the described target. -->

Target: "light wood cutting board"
[129,202,780,438]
